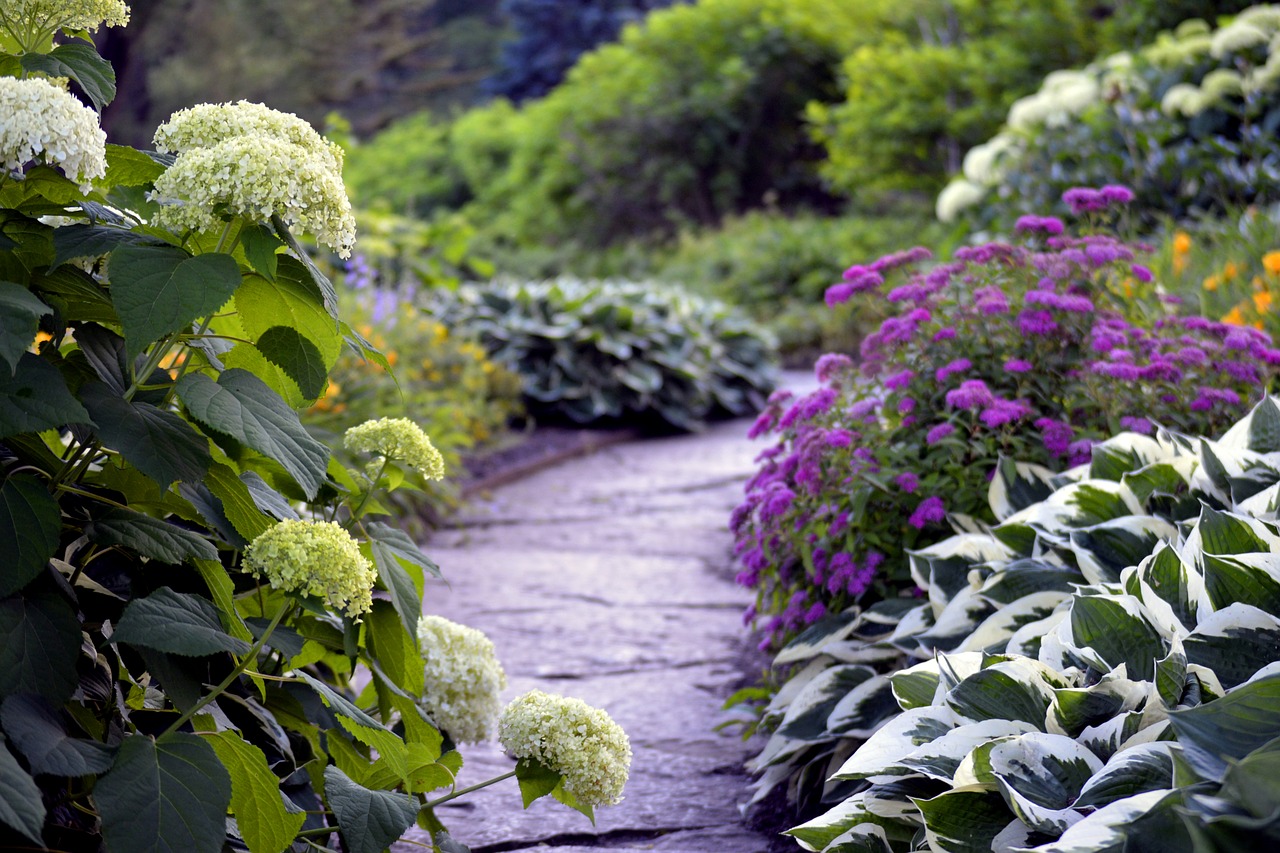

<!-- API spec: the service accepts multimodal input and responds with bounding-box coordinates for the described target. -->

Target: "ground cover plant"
[776,397,1280,851]
[938,5,1280,231]
[427,277,777,430]
[0,6,632,852]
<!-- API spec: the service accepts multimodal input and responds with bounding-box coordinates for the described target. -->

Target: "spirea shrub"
[417,615,507,744]
[733,188,1280,648]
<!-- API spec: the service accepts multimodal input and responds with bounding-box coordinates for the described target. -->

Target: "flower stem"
[421,770,517,811]
[159,600,290,739]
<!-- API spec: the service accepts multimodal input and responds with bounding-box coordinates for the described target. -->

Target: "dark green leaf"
[74,323,130,395]
[202,463,273,541]
[0,733,45,844]
[1,694,115,777]
[234,259,340,368]
[295,672,385,731]
[271,217,337,317]
[323,765,416,853]
[367,534,428,640]
[1070,596,1167,680]
[96,733,231,853]
[0,475,61,598]
[0,587,80,703]
[0,352,91,440]
[254,326,327,400]
[239,471,298,522]
[103,145,167,188]
[0,283,51,374]
[515,757,562,808]
[81,381,211,490]
[433,831,472,853]
[365,602,424,697]
[1168,674,1280,772]
[112,587,251,657]
[1195,506,1269,556]
[239,224,282,281]
[915,789,1012,853]
[52,225,164,270]
[176,370,327,499]
[21,44,115,111]
[366,522,440,579]
[108,245,242,359]
[0,165,83,206]
[86,508,218,564]
[206,730,305,853]
[33,264,118,325]
[1247,398,1280,453]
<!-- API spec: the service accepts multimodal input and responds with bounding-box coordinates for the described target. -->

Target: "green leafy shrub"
[427,278,778,429]
[0,8,628,851]
[776,397,1280,852]
[939,6,1280,230]
[342,111,472,217]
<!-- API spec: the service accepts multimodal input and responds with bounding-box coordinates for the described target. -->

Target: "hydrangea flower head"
[344,417,445,480]
[7,0,130,35]
[0,77,106,185]
[243,520,376,616]
[153,100,343,174]
[416,616,507,744]
[499,690,632,807]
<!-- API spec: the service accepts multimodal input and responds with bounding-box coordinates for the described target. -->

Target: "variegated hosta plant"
[763,397,1280,851]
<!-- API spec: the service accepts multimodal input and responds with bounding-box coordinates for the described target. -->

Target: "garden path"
[392,373,816,853]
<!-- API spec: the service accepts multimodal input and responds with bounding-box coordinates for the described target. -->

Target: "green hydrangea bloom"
[0,76,106,184]
[243,520,375,616]
[344,417,445,480]
[5,0,130,34]
[153,100,343,174]
[498,690,632,807]
[416,615,507,743]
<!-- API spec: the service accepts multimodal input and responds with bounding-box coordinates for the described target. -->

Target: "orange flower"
[1223,306,1246,326]
[1223,261,1241,281]
[1203,275,1219,292]
[1255,289,1273,314]
[1264,250,1280,276]
[29,331,52,353]
[1173,231,1192,255]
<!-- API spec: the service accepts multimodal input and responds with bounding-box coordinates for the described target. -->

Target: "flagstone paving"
[392,374,815,853]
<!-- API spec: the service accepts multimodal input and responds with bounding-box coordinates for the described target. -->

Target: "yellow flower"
[1223,261,1241,281]
[1223,305,1246,326]
[1264,251,1280,276]
[1203,275,1219,292]
[29,331,53,353]
[1173,232,1192,254]
[1254,289,1273,314]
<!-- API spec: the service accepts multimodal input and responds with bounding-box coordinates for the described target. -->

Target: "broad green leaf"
[1218,743,1280,820]
[945,659,1061,727]
[0,352,91,440]
[899,719,1039,782]
[206,731,305,853]
[234,260,340,368]
[296,672,385,731]
[0,475,61,597]
[81,382,211,490]
[1168,674,1280,770]
[238,224,282,281]
[367,524,435,638]
[21,44,115,110]
[1068,517,1178,584]
[272,220,338,316]
[0,694,115,776]
[365,601,424,696]
[1136,544,1201,632]
[103,144,167,188]
[1183,604,1280,690]
[193,559,252,642]
[827,675,898,738]
[323,765,416,853]
[1201,552,1280,614]
[112,587,252,657]
[0,282,51,374]
[515,756,562,807]
[203,462,273,541]
[108,245,241,359]
[86,508,218,564]
[989,457,1056,522]
[834,706,960,782]
[0,587,80,702]
[0,732,45,845]
[221,343,304,408]
[786,795,899,851]
[1069,595,1167,681]
[1075,743,1174,808]
[988,733,1101,833]
[177,369,328,499]
[1026,789,1176,853]
[1246,397,1280,453]
[255,326,326,399]
[1193,506,1271,557]
[778,665,878,741]
[33,264,118,325]
[1090,434,1168,482]
[0,165,83,207]
[915,789,1013,853]
[775,609,864,666]
[96,733,230,853]
[74,323,131,395]
[239,470,299,522]
[52,224,163,270]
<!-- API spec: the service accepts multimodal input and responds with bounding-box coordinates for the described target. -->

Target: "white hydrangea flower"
[935,179,985,223]
[498,690,632,807]
[149,135,356,257]
[343,417,445,480]
[6,0,130,34]
[1007,92,1054,131]
[153,100,343,175]
[1210,20,1270,57]
[1175,19,1212,39]
[1200,68,1246,100]
[0,76,106,184]
[962,134,1018,186]
[1238,6,1280,32]
[243,519,376,616]
[1161,83,1206,116]
[416,616,507,744]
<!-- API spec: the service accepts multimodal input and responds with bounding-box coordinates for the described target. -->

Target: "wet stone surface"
[392,403,798,853]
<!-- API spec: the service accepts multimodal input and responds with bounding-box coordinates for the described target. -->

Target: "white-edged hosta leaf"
[885,603,935,651]
[914,789,1012,853]
[898,719,1038,782]
[987,732,1101,834]
[775,609,865,666]
[908,534,1009,614]
[833,706,960,782]
[1183,603,1280,690]
[1201,551,1280,614]
[1068,517,1179,585]
[777,665,878,741]
[1089,433,1172,482]
[1068,594,1169,681]
[825,823,895,853]
[1075,743,1175,809]
[1130,543,1203,634]
[1120,458,1196,506]
[1186,506,1279,561]
[827,675,898,738]
[914,586,997,655]
[1048,670,1147,737]
[1219,396,1280,453]
[944,658,1067,727]
[957,591,1071,654]
[1155,636,1188,708]
[786,793,910,852]
[1007,610,1069,660]
[989,457,1057,522]
[891,653,986,711]
[1078,709,1152,762]
[976,561,1079,606]
[765,657,837,717]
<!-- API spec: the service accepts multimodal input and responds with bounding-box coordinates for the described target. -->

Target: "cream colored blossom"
[4,0,129,34]
[0,76,105,184]
[935,179,985,223]
[149,135,356,257]
[1161,82,1206,116]
[344,417,445,480]
[153,100,343,174]
[962,134,1018,186]
[416,616,506,744]
[1211,20,1270,57]
[1200,68,1245,101]
[498,690,632,807]
[243,519,375,616]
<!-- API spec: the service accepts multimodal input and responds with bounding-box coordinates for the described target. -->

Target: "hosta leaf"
[1050,672,1147,737]
[826,675,898,739]
[0,282,51,374]
[957,591,1070,654]
[945,658,1062,727]
[1168,674,1280,774]
[1,694,115,777]
[176,369,328,499]
[96,733,231,853]
[1183,603,1280,690]
[1191,506,1272,558]
[989,457,1056,522]
[834,706,959,782]
[206,731,305,853]
[0,352,91,440]
[0,587,80,702]
[1025,789,1176,853]
[1135,544,1202,632]
[891,653,986,710]
[1245,397,1280,453]
[1068,517,1178,585]
[108,244,242,359]
[0,475,61,597]
[1069,595,1168,681]
[81,382,211,490]
[775,609,864,666]
[898,719,1038,782]
[1064,482,1141,527]
[1201,552,1280,614]
[1217,742,1280,821]
[1075,743,1175,808]
[112,587,252,657]
[0,732,45,845]
[85,508,218,564]
[915,789,1012,853]
[786,794,911,851]
[987,732,1101,834]
[20,44,115,111]
[323,765,416,853]
[1089,434,1169,482]
[777,665,877,741]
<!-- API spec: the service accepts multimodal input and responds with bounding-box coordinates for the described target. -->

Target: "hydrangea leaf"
[81,381,211,490]
[96,733,230,853]
[0,353,91,440]
[202,462,274,542]
[0,732,45,845]
[0,474,61,597]
[323,765,416,853]
[234,259,340,368]
[365,601,424,696]
[238,224,282,282]
[20,44,115,111]
[103,144,166,188]
[112,587,252,657]
[0,586,80,703]
[85,507,218,564]
[206,731,305,853]
[0,694,115,777]
[515,757,562,808]
[32,264,118,325]
[51,225,164,270]
[254,326,326,400]
[0,282,51,375]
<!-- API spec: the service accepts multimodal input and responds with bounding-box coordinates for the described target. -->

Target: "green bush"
[427,278,778,429]
[342,111,472,216]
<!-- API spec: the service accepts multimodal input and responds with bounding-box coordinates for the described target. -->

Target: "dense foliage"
[939,5,1280,230]
[427,278,777,429]
[734,190,1280,654]
[774,398,1280,851]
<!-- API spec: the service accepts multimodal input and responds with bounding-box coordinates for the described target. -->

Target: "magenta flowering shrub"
[733,188,1280,647]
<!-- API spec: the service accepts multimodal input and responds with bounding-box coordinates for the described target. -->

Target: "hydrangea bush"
[733,189,1280,650]
[0,7,628,852]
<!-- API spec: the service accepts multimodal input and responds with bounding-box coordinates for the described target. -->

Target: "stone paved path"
[392,399,796,853]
